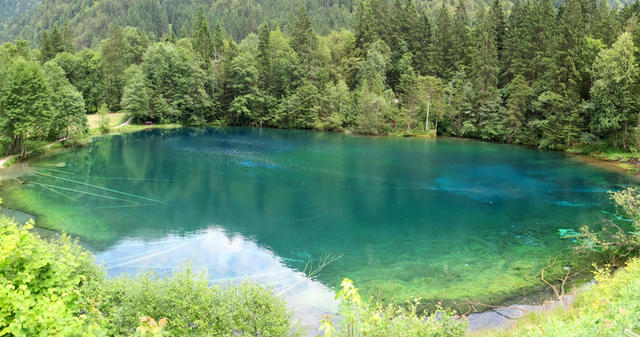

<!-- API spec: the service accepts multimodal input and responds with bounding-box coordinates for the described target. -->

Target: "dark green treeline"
[2,0,640,156]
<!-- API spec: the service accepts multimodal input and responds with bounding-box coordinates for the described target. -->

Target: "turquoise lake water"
[0,127,637,317]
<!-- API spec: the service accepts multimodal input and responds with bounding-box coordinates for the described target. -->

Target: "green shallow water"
[0,127,638,309]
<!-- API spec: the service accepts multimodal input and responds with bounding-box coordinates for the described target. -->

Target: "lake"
[0,127,637,322]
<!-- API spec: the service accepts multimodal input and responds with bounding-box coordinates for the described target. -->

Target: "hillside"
[0,0,522,47]
[0,0,357,47]
[2,0,634,47]
[0,0,41,27]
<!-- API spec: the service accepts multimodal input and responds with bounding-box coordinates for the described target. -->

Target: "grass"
[476,258,640,337]
[566,144,640,175]
[86,112,127,130]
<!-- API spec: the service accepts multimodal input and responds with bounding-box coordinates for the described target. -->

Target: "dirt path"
[113,116,133,129]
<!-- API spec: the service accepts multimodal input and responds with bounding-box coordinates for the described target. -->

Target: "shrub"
[320,278,467,337]
[0,205,302,337]
[0,215,104,336]
[578,188,640,261]
[84,268,304,337]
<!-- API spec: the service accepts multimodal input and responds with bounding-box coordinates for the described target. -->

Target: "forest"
[2,0,640,156]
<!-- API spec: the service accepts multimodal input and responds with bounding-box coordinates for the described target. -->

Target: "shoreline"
[2,123,639,179]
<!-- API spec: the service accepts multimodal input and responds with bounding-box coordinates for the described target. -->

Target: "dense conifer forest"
[2,0,640,155]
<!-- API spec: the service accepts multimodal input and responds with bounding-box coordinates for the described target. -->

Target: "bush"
[0,214,104,336]
[0,208,303,337]
[578,188,640,261]
[320,278,467,337]
[84,268,304,337]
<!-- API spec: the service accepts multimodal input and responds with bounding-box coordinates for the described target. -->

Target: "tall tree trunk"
[623,122,628,150]
[425,98,430,132]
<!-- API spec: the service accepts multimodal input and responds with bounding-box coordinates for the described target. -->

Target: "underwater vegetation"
[0,128,637,310]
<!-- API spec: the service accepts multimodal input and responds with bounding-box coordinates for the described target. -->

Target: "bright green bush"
[0,209,302,337]
[320,278,467,337]
[84,268,304,337]
[0,216,104,336]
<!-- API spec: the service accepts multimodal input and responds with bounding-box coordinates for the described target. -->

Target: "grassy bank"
[477,258,640,337]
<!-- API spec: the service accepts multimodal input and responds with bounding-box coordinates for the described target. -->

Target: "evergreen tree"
[490,0,506,85]
[505,74,532,142]
[451,0,471,69]
[432,4,453,79]
[100,27,128,111]
[289,6,318,75]
[39,24,73,63]
[470,7,499,103]
[191,7,213,63]
[414,12,433,75]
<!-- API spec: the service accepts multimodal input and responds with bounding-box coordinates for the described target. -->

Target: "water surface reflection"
[96,226,337,332]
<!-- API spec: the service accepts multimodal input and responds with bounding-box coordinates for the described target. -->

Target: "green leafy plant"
[135,316,169,337]
[320,278,467,337]
[83,266,304,337]
[0,206,302,337]
[97,103,111,134]
[0,216,104,336]
[578,188,640,262]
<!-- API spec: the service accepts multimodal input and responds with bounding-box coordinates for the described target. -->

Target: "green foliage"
[0,217,104,336]
[480,257,640,337]
[0,212,303,337]
[577,188,640,261]
[84,266,303,337]
[588,32,640,150]
[97,104,111,133]
[39,24,73,63]
[0,57,51,156]
[121,64,152,123]
[320,278,467,337]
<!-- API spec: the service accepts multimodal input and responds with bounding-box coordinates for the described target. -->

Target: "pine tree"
[471,7,499,103]
[100,26,128,111]
[191,7,213,63]
[451,0,471,69]
[505,74,532,142]
[289,6,318,75]
[414,12,433,75]
[490,0,506,85]
[40,24,73,63]
[432,4,453,79]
